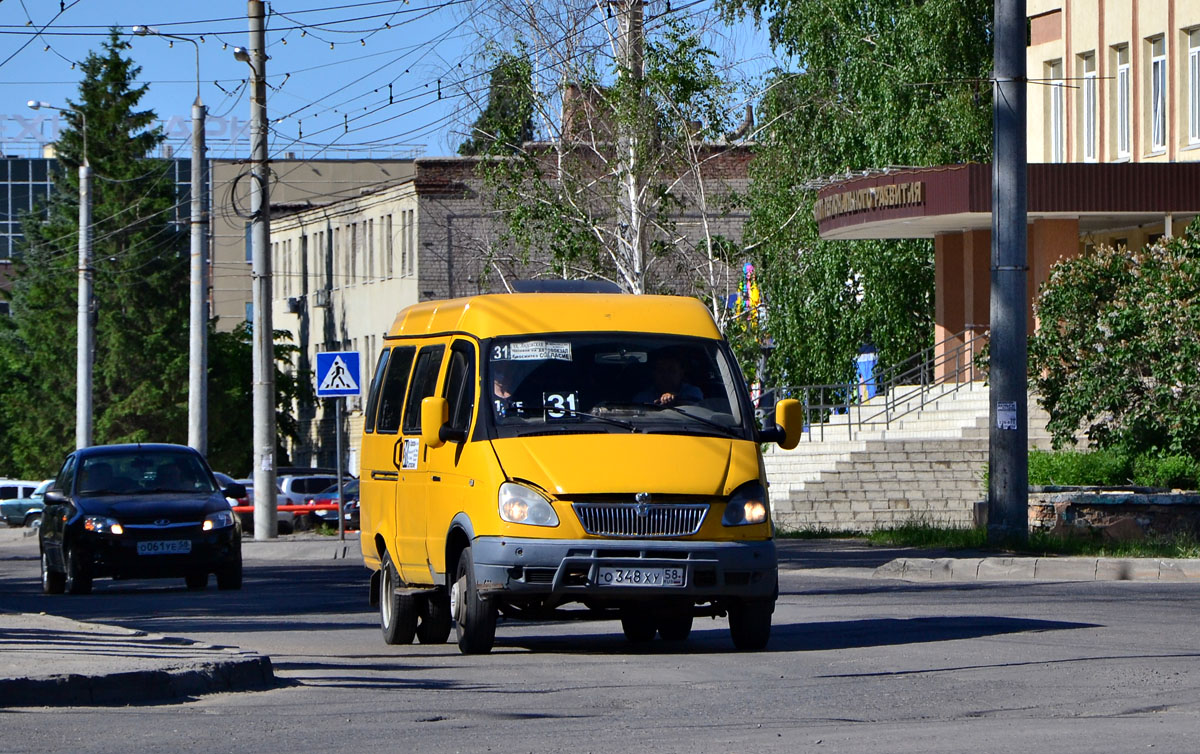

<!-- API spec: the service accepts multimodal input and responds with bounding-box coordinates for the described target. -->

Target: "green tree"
[462,4,745,317]
[0,30,186,477]
[458,52,535,155]
[1029,223,1200,460]
[719,0,993,386]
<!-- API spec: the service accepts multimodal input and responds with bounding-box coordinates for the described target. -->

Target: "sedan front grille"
[572,502,708,538]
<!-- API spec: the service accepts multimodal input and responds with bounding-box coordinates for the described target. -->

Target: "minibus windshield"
[485,334,750,439]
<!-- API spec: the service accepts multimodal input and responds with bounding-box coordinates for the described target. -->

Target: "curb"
[0,655,276,708]
[872,556,1200,582]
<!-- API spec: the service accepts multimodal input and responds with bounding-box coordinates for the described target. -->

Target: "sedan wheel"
[64,545,93,595]
[41,551,65,595]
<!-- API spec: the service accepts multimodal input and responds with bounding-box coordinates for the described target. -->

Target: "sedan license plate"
[596,566,684,587]
[137,540,192,556]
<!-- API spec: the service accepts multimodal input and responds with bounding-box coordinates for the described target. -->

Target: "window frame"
[1189,30,1200,145]
[1117,45,1131,159]
[1151,36,1167,152]
[1082,53,1097,162]
[1049,59,1066,162]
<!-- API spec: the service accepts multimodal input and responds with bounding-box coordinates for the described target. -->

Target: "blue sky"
[0,1,779,162]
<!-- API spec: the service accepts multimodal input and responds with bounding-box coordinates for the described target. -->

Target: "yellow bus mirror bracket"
[421,396,449,449]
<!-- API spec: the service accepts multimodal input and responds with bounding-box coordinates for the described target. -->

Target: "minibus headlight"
[722,482,768,526]
[498,482,559,527]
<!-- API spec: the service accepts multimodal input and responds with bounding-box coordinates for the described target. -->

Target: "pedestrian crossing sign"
[316,351,361,397]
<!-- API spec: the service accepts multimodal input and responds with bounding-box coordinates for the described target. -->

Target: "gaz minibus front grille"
[571,502,708,538]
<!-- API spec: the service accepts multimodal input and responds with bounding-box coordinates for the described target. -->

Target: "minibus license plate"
[596,566,684,587]
[137,540,192,555]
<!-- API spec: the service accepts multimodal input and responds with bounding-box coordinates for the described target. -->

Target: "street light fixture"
[131,23,210,455]
[27,99,92,449]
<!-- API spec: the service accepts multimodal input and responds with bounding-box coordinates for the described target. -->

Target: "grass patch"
[867,522,1200,558]
[777,528,863,539]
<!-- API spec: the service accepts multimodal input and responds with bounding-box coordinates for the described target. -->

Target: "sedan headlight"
[83,515,123,535]
[722,482,769,526]
[498,482,559,527]
[203,510,235,531]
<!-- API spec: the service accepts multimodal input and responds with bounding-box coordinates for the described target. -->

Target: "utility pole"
[614,0,647,294]
[77,153,93,449]
[31,99,92,448]
[245,0,277,540]
[132,25,209,455]
[188,97,209,455]
[988,0,1029,545]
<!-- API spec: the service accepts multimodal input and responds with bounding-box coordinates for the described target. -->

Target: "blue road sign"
[316,351,361,397]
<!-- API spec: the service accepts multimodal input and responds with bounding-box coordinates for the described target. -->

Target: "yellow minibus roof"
[385,293,721,341]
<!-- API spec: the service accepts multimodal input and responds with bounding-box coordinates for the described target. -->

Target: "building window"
[1082,53,1097,161]
[406,210,416,277]
[367,218,375,282]
[1116,45,1131,158]
[400,212,409,278]
[0,301,10,316]
[1151,36,1166,151]
[1049,60,1065,162]
[1190,30,1200,145]
[386,214,394,278]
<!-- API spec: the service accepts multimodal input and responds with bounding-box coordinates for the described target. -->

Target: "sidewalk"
[0,529,359,708]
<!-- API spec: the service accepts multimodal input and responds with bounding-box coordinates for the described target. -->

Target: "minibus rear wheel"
[380,553,417,645]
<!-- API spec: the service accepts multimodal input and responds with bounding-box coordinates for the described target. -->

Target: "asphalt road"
[3,540,1200,753]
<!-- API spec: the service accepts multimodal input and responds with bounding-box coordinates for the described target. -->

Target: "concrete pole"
[248,0,278,540]
[188,98,209,454]
[77,161,92,450]
[615,0,646,293]
[987,0,1029,545]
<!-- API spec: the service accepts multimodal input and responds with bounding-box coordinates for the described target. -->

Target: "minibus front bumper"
[471,536,777,599]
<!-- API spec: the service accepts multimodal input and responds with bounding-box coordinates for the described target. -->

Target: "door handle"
[431,475,441,482]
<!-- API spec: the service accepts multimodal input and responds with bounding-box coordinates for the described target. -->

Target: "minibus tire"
[417,590,453,644]
[380,554,417,645]
[657,613,693,642]
[728,599,772,650]
[620,609,657,643]
[453,547,496,654]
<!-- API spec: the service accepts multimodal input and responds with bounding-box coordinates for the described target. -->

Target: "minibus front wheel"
[451,547,497,654]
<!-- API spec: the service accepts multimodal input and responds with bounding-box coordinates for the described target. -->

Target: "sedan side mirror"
[223,482,247,499]
[43,489,68,505]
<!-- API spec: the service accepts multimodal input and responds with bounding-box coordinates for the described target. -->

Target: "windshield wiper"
[629,403,742,438]
[536,404,639,432]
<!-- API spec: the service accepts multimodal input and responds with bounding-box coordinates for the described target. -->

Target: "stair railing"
[762,328,988,443]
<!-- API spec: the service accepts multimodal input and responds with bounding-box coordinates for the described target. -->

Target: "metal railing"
[762,328,988,443]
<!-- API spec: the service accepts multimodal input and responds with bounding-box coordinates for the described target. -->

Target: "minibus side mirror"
[421,396,450,449]
[758,398,802,450]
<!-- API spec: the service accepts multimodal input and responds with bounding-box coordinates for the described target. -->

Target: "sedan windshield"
[77,451,217,496]
[487,334,750,439]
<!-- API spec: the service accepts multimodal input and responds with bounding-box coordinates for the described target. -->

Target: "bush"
[1131,453,1199,490]
[1027,449,1130,486]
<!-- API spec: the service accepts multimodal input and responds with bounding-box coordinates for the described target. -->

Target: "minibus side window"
[363,348,391,434]
[402,345,446,435]
[443,341,477,436]
[376,346,416,434]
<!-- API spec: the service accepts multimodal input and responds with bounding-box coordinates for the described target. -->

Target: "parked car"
[39,443,244,594]
[1,479,54,527]
[0,479,41,505]
[224,474,295,535]
[277,474,339,506]
[304,478,360,529]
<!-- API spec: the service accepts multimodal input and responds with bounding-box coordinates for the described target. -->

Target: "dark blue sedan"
[39,444,244,594]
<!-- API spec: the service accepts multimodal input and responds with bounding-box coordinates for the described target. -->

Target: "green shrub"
[1131,453,1199,490]
[1027,449,1130,486]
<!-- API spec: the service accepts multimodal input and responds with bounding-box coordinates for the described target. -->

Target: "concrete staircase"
[765,383,1055,532]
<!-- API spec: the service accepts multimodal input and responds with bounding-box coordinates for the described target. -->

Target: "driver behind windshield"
[633,349,703,408]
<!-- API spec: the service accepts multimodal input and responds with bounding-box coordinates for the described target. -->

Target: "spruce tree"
[0,30,187,476]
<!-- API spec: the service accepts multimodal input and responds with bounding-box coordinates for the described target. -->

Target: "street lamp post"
[235,0,278,540]
[28,100,91,449]
[132,25,209,456]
